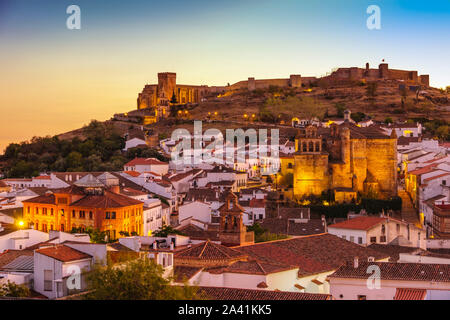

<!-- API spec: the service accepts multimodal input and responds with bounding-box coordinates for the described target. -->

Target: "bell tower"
[219,191,254,246]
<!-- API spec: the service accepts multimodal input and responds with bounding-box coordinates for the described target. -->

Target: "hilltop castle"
[135,63,429,123]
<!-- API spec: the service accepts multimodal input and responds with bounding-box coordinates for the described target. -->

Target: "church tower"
[219,191,254,246]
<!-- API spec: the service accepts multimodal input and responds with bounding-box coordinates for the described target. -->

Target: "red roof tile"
[330,262,450,282]
[394,288,427,300]
[175,240,246,262]
[35,245,92,262]
[235,234,389,276]
[123,171,141,177]
[124,158,167,166]
[328,216,387,231]
[198,286,331,300]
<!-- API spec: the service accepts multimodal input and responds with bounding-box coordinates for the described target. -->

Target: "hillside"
[137,80,450,140]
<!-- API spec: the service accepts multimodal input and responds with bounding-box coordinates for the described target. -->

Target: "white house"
[327,216,426,249]
[123,137,147,152]
[143,198,165,236]
[328,260,450,300]
[0,225,49,253]
[178,201,212,225]
[33,244,93,299]
[123,158,169,175]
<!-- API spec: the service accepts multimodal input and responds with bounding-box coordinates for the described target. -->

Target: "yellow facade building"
[291,118,397,202]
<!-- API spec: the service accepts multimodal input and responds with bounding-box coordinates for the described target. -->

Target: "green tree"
[384,117,393,124]
[85,258,200,300]
[0,281,31,298]
[153,225,184,237]
[65,151,83,171]
[436,125,450,140]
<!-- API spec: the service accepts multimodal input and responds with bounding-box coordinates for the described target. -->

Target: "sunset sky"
[1,0,449,152]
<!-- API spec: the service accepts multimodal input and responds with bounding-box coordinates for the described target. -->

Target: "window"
[350,236,355,243]
[89,211,93,219]
[35,208,39,215]
[381,224,386,234]
[396,224,400,233]
[72,210,75,218]
[380,236,387,243]
[443,180,446,186]
[50,208,54,216]
[44,270,53,291]
[342,235,346,240]
[27,207,30,214]
[43,208,47,215]
[105,212,110,219]
[79,211,86,219]
[370,237,377,243]
[42,224,48,232]
[111,212,116,219]
[358,295,367,300]
[61,224,65,232]
[358,237,363,244]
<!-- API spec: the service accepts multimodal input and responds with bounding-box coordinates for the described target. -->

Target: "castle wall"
[364,138,397,196]
[349,139,368,192]
[293,154,329,197]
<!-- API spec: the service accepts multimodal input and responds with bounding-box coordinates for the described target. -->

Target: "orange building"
[22,181,144,241]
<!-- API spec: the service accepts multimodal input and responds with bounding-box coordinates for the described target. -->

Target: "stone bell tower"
[219,191,254,246]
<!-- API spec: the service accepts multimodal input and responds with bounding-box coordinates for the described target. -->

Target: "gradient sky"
[1,0,449,152]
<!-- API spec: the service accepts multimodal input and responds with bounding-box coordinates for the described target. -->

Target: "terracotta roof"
[235,234,389,277]
[120,187,148,197]
[368,244,422,262]
[124,158,167,166]
[35,245,92,262]
[423,172,450,182]
[69,190,143,208]
[394,288,427,300]
[330,262,450,282]
[0,180,8,188]
[260,218,325,236]
[176,223,220,241]
[175,240,246,261]
[328,216,387,231]
[198,287,331,300]
[249,198,265,208]
[123,171,141,177]
[22,193,56,205]
[207,260,295,275]
[34,175,51,180]
[408,164,438,176]
[185,188,225,203]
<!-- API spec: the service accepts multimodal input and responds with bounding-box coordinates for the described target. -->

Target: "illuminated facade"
[137,72,209,121]
[22,184,144,241]
[292,118,397,201]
